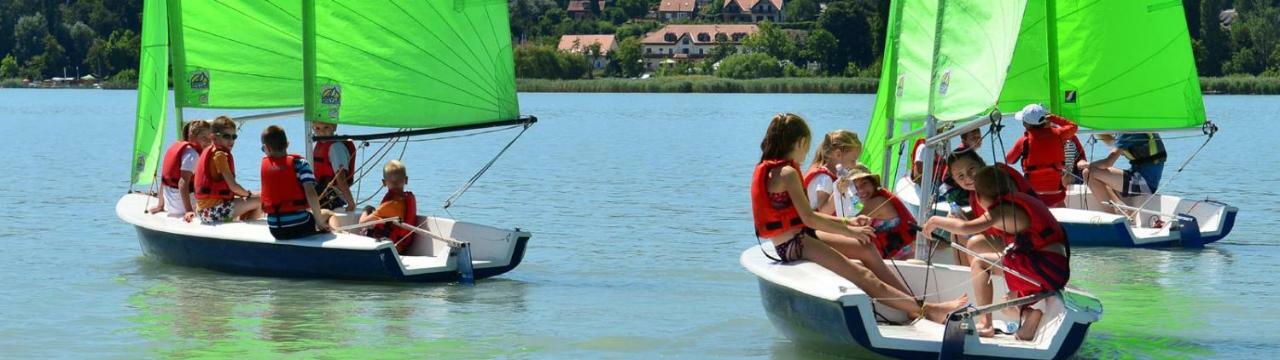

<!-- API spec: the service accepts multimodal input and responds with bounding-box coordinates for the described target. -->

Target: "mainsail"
[168,0,303,110]
[129,0,170,186]
[304,0,521,129]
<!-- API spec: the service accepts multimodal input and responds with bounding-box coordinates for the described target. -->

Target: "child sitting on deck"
[150,119,212,221]
[259,125,332,239]
[803,129,862,217]
[922,166,1071,341]
[194,116,262,223]
[310,121,357,213]
[358,160,418,254]
[842,164,916,260]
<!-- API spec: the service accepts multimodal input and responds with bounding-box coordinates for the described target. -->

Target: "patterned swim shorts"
[198,200,235,223]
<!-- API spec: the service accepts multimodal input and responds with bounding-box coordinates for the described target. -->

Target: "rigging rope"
[442,122,532,209]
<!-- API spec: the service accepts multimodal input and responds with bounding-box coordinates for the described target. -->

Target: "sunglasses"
[217,133,238,140]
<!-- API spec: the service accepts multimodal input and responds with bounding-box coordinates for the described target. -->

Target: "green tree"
[716,52,782,79]
[1198,0,1229,75]
[65,21,97,70]
[0,54,18,79]
[40,33,65,77]
[783,0,820,22]
[611,37,645,77]
[618,0,653,19]
[802,29,839,74]
[818,0,876,74]
[707,39,737,65]
[13,12,49,62]
[741,21,796,62]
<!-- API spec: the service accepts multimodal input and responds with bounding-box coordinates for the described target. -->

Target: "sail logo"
[321,84,342,105]
[938,70,951,95]
[896,75,905,97]
[135,153,146,173]
[1065,90,1078,103]
[189,70,209,90]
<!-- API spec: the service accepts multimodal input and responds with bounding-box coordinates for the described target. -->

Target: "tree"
[13,12,49,62]
[65,21,97,71]
[0,54,18,79]
[818,0,876,74]
[611,37,645,77]
[1198,0,1229,75]
[802,29,839,74]
[618,0,653,19]
[707,39,737,65]
[741,21,796,62]
[40,33,65,77]
[784,0,820,22]
[716,53,782,79]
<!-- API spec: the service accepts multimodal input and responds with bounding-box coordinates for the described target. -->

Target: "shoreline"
[4,76,1278,95]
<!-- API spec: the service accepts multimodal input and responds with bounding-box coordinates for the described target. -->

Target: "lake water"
[1,89,1277,358]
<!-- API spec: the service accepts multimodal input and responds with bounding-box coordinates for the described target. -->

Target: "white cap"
[1015,104,1047,125]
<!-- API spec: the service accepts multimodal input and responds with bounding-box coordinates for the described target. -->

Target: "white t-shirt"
[327,142,351,174]
[806,173,834,210]
[162,148,200,216]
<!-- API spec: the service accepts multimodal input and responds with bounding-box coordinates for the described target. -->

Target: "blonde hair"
[812,129,862,166]
[383,159,407,179]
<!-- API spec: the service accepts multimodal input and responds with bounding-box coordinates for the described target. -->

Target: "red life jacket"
[1012,128,1068,206]
[313,140,356,185]
[871,188,916,259]
[160,141,199,189]
[911,138,949,184]
[989,192,1070,296]
[751,160,804,238]
[969,163,1039,218]
[194,145,236,201]
[803,166,837,214]
[370,191,418,254]
[260,155,311,215]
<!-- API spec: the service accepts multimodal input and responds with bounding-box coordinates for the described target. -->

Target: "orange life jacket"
[160,141,199,189]
[370,191,418,254]
[911,138,948,184]
[751,160,804,238]
[194,145,236,201]
[872,188,916,259]
[988,192,1070,295]
[313,140,356,186]
[969,163,1039,218]
[1012,127,1068,205]
[260,155,310,215]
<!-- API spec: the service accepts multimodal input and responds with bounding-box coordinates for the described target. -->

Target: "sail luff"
[164,0,186,137]
[1045,0,1062,113]
[130,0,170,186]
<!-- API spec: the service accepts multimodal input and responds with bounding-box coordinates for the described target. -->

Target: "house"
[567,0,606,20]
[722,0,784,23]
[640,24,759,70]
[657,0,698,21]
[558,34,619,70]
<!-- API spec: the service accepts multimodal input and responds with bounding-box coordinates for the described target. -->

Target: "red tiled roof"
[567,0,606,13]
[641,24,759,45]
[557,35,618,55]
[658,0,697,13]
[723,0,783,12]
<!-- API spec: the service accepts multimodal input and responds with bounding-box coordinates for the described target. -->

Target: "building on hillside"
[657,0,699,21]
[567,0,607,20]
[558,35,619,70]
[722,0,784,23]
[640,24,758,70]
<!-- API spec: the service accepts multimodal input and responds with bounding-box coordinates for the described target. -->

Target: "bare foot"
[924,294,970,323]
[977,325,996,337]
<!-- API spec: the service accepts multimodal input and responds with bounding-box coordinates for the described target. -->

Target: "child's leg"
[318,209,336,231]
[1017,308,1043,341]
[800,235,968,322]
[970,252,1002,337]
[233,197,263,221]
[1083,164,1126,214]
[815,230,911,294]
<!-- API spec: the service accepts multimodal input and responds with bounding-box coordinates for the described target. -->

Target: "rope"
[442,123,531,209]
[1126,130,1216,222]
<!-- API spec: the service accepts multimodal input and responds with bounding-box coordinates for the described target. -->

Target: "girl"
[751,113,967,323]
[944,150,1036,265]
[845,165,916,260]
[922,166,1070,340]
[804,129,861,216]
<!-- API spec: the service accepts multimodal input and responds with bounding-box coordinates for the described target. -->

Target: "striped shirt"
[266,158,318,229]
[1063,140,1079,170]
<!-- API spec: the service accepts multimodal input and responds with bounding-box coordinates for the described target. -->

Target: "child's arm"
[216,153,251,197]
[923,211,996,238]
[1048,114,1078,139]
[778,167,864,238]
[178,171,195,214]
[1005,138,1026,164]
[303,184,329,231]
[335,169,356,212]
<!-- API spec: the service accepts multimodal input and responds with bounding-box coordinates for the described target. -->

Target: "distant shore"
[5,76,1278,95]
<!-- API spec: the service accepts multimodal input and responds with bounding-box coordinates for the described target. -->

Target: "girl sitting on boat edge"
[842,164,916,261]
[751,113,968,323]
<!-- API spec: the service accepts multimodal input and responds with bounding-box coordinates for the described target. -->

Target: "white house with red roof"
[640,24,759,70]
[657,0,699,21]
[722,0,784,22]
[558,34,619,69]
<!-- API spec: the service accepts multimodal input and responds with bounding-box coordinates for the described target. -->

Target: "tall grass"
[1199,75,1280,95]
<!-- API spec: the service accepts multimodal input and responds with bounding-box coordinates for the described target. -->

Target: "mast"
[302,0,317,165]
[1045,0,1062,113]
[916,0,950,260]
[165,0,186,138]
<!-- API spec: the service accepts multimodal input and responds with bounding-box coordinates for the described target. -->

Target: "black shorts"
[269,212,325,240]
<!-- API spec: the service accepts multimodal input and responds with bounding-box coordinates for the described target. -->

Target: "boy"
[844,165,916,260]
[1083,133,1167,216]
[358,160,418,254]
[922,166,1070,340]
[194,116,262,223]
[311,122,357,212]
[260,125,332,239]
[150,120,212,222]
[1005,104,1078,207]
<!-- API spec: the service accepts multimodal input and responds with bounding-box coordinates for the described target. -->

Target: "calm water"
[1,89,1277,359]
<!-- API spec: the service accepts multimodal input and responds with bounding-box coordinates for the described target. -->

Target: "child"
[1083,133,1167,217]
[804,129,862,216]
[1062,136,1088,188]
[259,125,332,239]
[751,113,967,323]
[358,160,418,254]
[944,150,1037,265]
[844,164,915,260]
[1005,104,1078,207]
[194,116,262,223]
[150,120,212,222]
[922,166,1071,340]
[311,121,357,212]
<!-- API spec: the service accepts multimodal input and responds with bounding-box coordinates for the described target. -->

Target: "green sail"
[860,0,909,181]
[997,0,1049,113]
[169,0,303,109]
[1053,1,1205,130]
[130,0,169,186]
[306,0,520,128]
[928,0,1029,122]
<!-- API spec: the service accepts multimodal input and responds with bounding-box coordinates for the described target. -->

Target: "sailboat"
[744,0,1103,358]
[886,0,1237,248]
[117,0,533,283]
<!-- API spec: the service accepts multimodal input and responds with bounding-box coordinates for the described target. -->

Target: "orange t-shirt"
[196,151,232,210]
[372,194,407,220]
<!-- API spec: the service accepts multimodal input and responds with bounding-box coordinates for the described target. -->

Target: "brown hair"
[261,125,288,152]
[945,149,984,167]
[812,129,862,166]
[759,113,811,162]
[184,120,210,141]
[973,165,1015,201]
[211,115,237,135]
